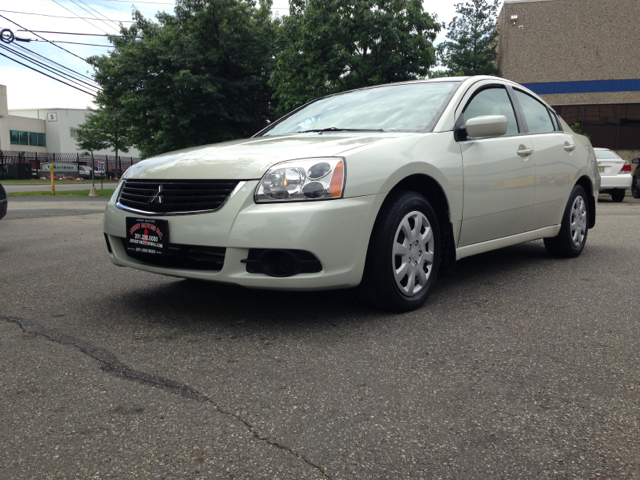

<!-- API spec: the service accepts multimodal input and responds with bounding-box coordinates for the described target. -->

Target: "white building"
[0,84,140,157]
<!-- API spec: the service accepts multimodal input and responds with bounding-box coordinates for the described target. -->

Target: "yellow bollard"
[50,164,55,196]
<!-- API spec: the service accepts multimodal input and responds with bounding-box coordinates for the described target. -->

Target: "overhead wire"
[0,14,89,62]
[68,0,120,34]
[13,41,97,83]
[18,30,137,36]
[30,38,114,47]
[50,0,111,35]
[0,42,99,92]
[0,9,135,23]
[0,50,96,96]
[74,0,122,31]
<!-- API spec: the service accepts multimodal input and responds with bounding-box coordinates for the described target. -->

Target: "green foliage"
[76,106,132,157]
[570,122,591,140]
[271,0,441,114]
[89,0,280,158]
[438,0,500,77]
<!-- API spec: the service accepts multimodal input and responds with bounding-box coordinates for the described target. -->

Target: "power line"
[50,0,111,35]
[0,43,99,92]
[0,14,89,62]
[13,41,97,83]
[31,38,114,47]
[68,0,120,34]
[0,9,135,23]
[0,50,96,96]
[75,0,122,31]
[18,30,137,37]
[102,0,174,4]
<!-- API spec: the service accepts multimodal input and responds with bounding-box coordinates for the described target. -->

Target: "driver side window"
[463,87,519,136]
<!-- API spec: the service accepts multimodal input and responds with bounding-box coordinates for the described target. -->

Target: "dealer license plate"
[598,166,605,173]
[125,217,169,256]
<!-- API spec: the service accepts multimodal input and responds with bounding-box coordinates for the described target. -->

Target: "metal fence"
[0,151,143,180]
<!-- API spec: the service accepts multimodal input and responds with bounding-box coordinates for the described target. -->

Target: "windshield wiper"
[296,127,385,133]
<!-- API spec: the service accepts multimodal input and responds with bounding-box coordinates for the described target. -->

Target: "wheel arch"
[386,174,456,271]
[575,175,596,229]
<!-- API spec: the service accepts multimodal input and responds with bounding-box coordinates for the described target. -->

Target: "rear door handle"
[564,142,576,152]
[517,147,533,157]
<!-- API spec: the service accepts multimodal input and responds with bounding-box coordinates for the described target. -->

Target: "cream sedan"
[104,76,599,311]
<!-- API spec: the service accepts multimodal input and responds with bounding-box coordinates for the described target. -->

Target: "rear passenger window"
[463,87,519,135]
[514,90,555,134]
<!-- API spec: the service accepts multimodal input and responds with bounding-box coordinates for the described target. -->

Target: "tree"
[271,0,441,114]
[89,0,280,158]
[438,0,500,77]
[76,107,132,176]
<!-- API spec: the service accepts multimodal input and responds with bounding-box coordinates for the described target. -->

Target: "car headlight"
[255,158,345,203]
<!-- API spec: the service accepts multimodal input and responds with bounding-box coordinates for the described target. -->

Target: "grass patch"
[7,189,115,197]
[1,179,117,185]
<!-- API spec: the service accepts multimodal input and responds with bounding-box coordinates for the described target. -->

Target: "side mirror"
[632,158,639,164]
[465,115,508,139]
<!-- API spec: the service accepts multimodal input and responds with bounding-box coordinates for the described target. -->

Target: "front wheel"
[544,185,589,258]
[360,191,441,312]
[611,190,625,202]
[631,177,640,198]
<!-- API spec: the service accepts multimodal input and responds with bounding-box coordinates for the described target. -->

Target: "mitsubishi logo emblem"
[149,185,163,204]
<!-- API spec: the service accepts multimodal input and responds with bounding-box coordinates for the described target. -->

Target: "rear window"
[595,149,621,160]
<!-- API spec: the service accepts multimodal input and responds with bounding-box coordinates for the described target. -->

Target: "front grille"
[118,179,240,214]
[122,239,226,271]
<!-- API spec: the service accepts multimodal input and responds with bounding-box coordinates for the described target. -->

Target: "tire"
[544,185,589,258]
[631,176,640,198]
[360,191,441,312]
[611,190,625,202]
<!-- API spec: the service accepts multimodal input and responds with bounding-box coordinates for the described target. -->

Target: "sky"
[0,0,501,110]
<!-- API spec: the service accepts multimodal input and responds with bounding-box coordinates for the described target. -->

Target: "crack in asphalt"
[1,315,330,479]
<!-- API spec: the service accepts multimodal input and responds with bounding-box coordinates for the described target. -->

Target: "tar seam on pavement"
[1,315,330,479]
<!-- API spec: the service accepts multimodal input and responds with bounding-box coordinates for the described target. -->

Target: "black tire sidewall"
[363,191,441,311]
[565,186,589,255]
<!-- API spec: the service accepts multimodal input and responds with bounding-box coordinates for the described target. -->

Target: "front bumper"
[599,174,632,191]
[104,181,382,290]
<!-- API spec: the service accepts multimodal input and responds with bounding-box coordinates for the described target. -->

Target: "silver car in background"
[595,148,632,202]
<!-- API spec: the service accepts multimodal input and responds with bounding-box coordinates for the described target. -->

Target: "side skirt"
[455,225,561,261]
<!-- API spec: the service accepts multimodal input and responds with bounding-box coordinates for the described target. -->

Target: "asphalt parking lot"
[1,196,639,479]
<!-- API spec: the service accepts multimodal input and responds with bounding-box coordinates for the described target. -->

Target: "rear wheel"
[611,190,625,202]
[544,185,589,258]
[360,191,441,312]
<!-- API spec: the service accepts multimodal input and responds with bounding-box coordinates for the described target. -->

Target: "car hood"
[124,133,417,180]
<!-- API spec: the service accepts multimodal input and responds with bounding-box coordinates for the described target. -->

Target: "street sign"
[97,162,105,174]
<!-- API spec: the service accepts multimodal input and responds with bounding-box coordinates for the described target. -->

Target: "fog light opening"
[259,250,301,277]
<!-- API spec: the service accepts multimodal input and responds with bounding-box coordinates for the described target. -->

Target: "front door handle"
[564,142,576,152]
[517,146,533,157]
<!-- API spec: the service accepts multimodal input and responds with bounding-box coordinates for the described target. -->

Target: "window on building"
[69,127,77,138]
[514,90,555,134]
[8,130,46,147]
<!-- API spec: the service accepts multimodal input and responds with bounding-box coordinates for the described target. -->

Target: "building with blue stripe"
[497,0,640,157]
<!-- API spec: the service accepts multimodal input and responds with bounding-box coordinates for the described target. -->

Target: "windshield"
[262,82,458,136]
[595,149,621,160]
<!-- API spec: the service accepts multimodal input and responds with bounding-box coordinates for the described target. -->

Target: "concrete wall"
[8,106,141,157]
[0,85,9,151]
[497,0,640,105]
